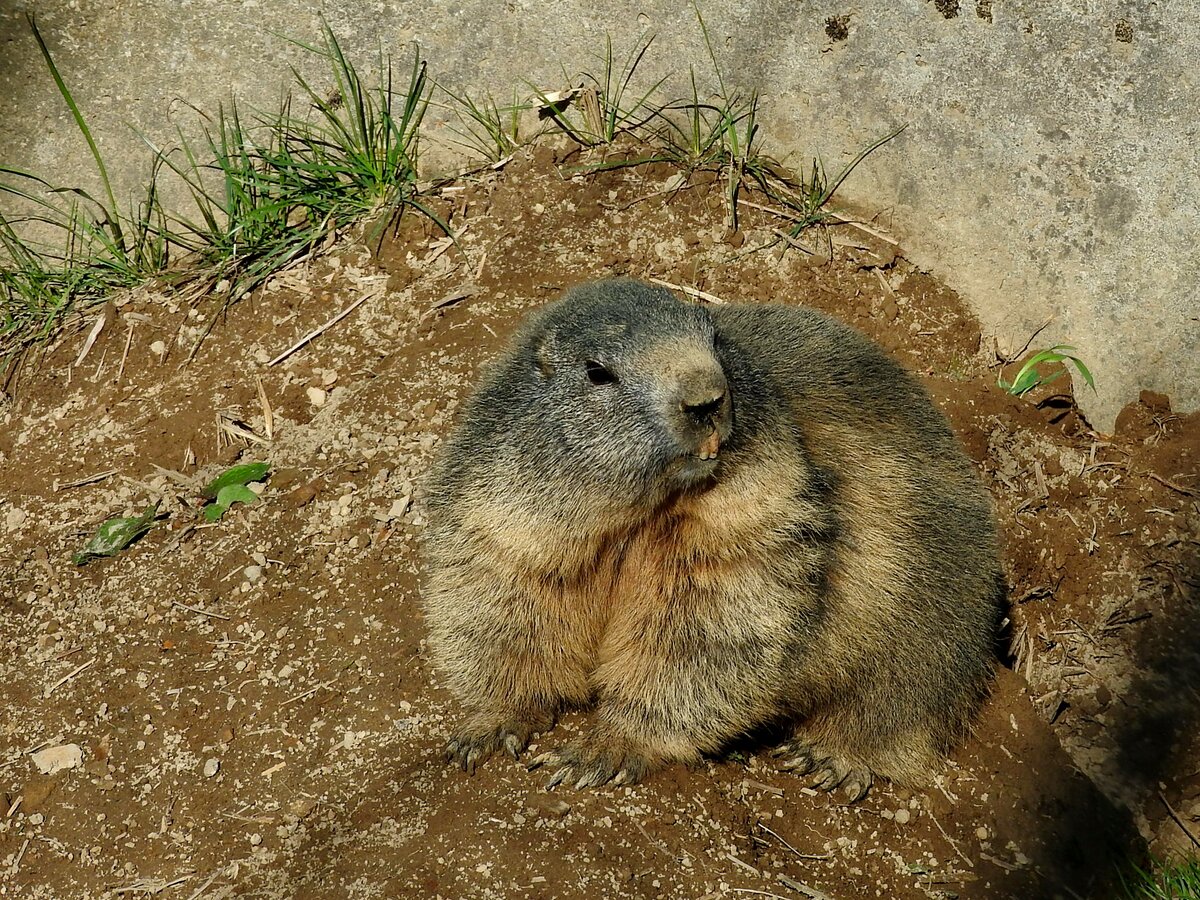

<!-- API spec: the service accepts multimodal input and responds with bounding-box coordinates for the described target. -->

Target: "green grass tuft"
[283,19,430,213]
[526,32,665,150]
[0,211,113,352]
[998,344,1096,397]
[1,16,175,361]
[147,99,336,305]
[524,4,903,240]
[27,14,124,255]
[1121,856,1200,900]
[2,15,442,364]
[772,124,908,233]
[439,86,527,163]
[3,12,907,368]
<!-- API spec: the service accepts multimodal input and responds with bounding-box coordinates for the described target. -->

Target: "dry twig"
[56,470,117,492]
[758,822,830,860]
[1143,472,1197,497]
[255,375,274,442]
[45,657,95,697]
[648,278,727,304]
[116,323,134,384]
[172,601,231,621]
[777,873,836,900]
[1159,791,1200,849]
[268,287,381,367]
[74,306,109,367]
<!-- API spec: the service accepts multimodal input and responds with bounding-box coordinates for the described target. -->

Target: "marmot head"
[517,280,734,506]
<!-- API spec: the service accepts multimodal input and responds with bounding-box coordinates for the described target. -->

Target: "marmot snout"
[657,356,730,479]
[421,278,1004,798]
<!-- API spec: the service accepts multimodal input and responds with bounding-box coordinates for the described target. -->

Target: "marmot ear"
[534,335,556,378]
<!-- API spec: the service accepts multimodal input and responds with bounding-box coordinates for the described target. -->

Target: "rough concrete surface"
[0,0,1196,429]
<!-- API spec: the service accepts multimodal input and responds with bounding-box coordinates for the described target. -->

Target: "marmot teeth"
[697,428,721,460]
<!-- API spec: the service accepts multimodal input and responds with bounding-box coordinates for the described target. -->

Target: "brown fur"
[421,280,1003,795]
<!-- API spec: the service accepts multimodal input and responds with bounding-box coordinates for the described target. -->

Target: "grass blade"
[26,14,124,252]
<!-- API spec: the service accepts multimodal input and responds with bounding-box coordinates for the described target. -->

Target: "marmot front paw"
[444,711,554,773]
[527,736,655,790]
[772,738,873,802]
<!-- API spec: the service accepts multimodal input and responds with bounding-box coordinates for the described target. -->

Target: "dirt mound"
[1,145,1195,898]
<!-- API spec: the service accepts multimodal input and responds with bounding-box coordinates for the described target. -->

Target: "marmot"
[421,278,1003,799]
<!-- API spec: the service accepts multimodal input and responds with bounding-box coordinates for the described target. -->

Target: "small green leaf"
[216,484,259,507]
[999,344,1096,397]
[201,484,260,523]
[1071,356,1096,391]
[73,503,159,565]
[201,462,270,499]
[202,502,229,523]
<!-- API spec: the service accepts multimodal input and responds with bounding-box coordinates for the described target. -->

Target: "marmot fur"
[422,279,1003,798]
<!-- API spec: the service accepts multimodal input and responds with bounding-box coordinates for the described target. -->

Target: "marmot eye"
[584,360,617,386]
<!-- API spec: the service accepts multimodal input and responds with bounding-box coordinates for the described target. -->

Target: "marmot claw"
[773,739,873,802]
[527,742,650,790]
[444,717,547,773]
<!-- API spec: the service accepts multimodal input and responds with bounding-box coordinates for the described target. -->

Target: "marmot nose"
[682,390,727,423]
[679,371,729,425]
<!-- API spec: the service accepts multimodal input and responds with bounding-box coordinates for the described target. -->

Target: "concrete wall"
[2,0,1196,430]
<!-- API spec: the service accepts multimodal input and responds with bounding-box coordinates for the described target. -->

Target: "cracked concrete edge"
[2,0,1196,430]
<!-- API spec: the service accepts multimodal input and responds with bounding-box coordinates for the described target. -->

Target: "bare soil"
[1,142,1197,900]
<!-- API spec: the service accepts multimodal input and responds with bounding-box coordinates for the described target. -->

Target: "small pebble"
[289,481,322,507]
[976,826,989,840]
[244,565,263,583]
[249,833,262,846]
[893,808,911,824]
[31,744,82,775]
[288,797,318,818]
[150,340,166,357]
[203,758,220,778]
[538,799,572,819]
[306,387,328,407]
[4,507,27,531]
